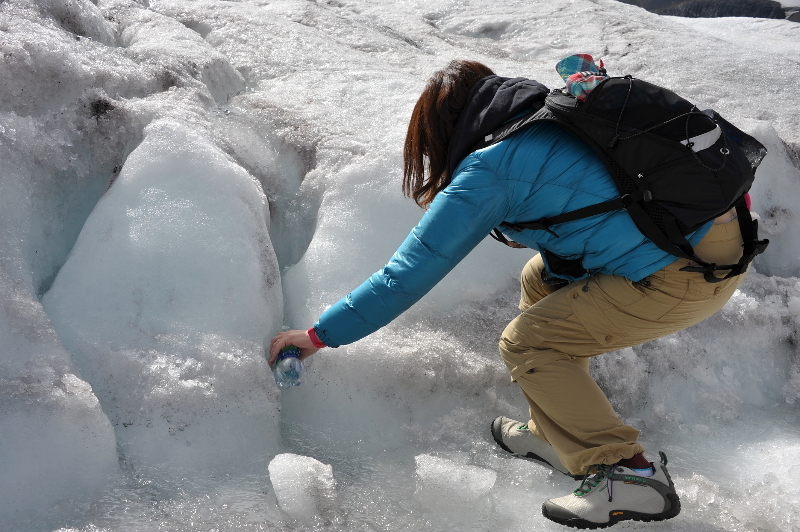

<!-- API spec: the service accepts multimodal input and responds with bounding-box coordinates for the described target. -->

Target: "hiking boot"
[491,416,579,479]
[542,452,681,529]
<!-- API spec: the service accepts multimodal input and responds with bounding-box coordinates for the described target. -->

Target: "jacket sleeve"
[313,156,509,347]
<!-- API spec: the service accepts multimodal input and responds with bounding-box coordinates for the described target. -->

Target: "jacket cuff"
[307,326,327,348]
[311,322,339,348]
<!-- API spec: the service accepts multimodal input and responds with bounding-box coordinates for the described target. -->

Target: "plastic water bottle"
[272,345,302,390]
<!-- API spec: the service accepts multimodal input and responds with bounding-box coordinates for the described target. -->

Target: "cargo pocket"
[507,350,573,382]
[686,273,739,301]
[568,285,627,348]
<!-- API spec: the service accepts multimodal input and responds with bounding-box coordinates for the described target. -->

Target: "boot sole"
[541,492,682,529]
[490,418,582,480]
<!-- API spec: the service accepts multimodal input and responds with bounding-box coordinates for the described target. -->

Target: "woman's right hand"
[269,329,320,365]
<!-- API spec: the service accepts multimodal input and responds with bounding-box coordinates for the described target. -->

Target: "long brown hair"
[403,60,495,208]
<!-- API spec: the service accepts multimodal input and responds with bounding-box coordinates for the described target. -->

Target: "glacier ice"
[0,0,798,530]
[268,453,338,523]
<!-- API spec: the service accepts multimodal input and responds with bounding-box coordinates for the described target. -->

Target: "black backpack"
[476,76,769,283]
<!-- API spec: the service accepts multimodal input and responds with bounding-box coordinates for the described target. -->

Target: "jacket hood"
[446,76,549,178]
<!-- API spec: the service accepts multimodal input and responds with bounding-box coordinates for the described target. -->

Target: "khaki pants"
[498,221,747,475]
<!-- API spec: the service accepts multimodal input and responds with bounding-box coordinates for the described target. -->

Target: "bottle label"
[278,346,301,360]
[273,345,302,389]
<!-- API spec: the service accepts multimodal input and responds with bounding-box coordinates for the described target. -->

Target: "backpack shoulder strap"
[470,105,556,153]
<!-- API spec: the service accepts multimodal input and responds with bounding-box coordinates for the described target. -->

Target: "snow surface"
[0,0,798,530]
[414,454,497,506]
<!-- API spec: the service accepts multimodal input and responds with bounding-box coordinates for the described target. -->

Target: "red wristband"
[307,327,326,348]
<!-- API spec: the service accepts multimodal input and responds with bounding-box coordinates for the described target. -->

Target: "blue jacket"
[313,121,712,348]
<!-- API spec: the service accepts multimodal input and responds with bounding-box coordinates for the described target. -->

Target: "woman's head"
[403,60,495,208]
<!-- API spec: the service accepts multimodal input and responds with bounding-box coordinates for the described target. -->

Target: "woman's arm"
[270,156,509,358]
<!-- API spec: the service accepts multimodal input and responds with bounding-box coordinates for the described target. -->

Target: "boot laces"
[574,464,615,502]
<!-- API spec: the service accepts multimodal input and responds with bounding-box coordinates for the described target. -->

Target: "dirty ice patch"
[42,121,283,476]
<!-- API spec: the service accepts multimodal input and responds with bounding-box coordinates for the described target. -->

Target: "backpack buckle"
[621,191,652,208]
[621,194,635,208]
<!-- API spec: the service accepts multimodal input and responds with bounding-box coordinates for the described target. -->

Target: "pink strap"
[307,327,326,348]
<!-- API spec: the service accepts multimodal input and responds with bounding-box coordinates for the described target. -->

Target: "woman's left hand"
[269,329,320,365]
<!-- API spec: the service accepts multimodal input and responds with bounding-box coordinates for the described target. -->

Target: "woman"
[270,60,746,528]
